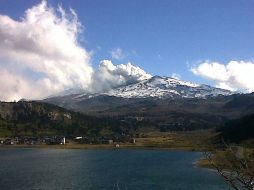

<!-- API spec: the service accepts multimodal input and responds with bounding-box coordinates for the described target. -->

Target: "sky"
[0,0,254,101]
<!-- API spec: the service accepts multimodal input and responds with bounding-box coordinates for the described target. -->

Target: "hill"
[44,93,254,131]
[217,113,254,145]
[0,101,131,138]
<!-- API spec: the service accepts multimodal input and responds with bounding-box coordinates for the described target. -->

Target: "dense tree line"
[0,101,133,137]
[217,113,254,145]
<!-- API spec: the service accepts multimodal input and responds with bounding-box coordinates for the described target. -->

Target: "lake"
[0,148,228,190]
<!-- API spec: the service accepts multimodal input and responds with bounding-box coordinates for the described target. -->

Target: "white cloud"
[0,0,93,101]
[215,82,236,91]
[191,61,254,92]
[110,48,125,60]
[91,60,152,92]
[171,73,181,80]
[0,1,154,101]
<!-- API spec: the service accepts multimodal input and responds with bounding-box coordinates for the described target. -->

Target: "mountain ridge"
[51,75,234,100]
[104,75,233,99]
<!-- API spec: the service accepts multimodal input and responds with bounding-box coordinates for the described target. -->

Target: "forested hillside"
[0,101,131,137]
[217,113,254,145]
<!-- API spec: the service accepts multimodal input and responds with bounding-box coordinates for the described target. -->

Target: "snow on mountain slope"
[104,76,233,98]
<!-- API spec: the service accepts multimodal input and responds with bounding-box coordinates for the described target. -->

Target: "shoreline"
[0,143,202,152]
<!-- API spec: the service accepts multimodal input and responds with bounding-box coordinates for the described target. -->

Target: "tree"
[203,145,254,190]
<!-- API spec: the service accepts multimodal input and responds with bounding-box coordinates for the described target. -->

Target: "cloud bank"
[91,60,152,92]
[171,73,181,80]
[0,0,93,101]
[0,1,152,101]
[191,61,254,92]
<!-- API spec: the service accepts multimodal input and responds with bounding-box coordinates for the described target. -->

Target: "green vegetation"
[0,98,253,150]
[131,130,214,150]
[0,101,132,138]
[201,147,254,190]
[45,93,254,132]
[217,113,254,146]
[1,97,253,190]
[199,112,254,190]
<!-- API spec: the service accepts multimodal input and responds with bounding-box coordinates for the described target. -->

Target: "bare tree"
[203,146,254,190]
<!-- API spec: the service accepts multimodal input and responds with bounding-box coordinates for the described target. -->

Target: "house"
[3,138,14,145]
[115,144,120,148]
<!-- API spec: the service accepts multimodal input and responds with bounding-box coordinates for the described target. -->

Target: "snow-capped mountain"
[46,75,234,103]
[43,75,242,117]
[104,76,233,98]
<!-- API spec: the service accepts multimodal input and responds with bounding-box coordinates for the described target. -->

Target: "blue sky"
[0,0,254,86]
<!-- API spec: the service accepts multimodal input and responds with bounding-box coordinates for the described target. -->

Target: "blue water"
[0,148,228,190]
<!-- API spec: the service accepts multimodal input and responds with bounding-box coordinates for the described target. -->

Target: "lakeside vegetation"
[0,101,136,139]
[217,113,254,146]
[0,101,253,150]
[0,100,253,190]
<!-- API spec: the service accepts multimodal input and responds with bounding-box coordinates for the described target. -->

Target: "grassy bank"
[0,131,215,151]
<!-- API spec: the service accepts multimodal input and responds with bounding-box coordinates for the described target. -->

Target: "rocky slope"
[0,101,128,137]
[104,76,232,98]
[41,77,254,132]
